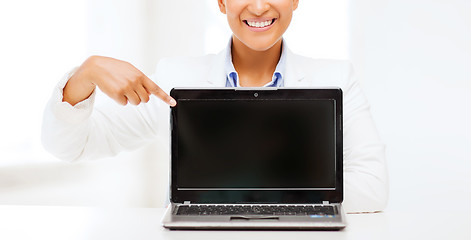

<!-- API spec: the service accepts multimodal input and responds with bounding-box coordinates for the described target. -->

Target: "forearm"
[338,63,389,213]
[41,109,95,162]
[342,104,389,213]
[343,142,389,213]
[41,70,165,162]
[41,97,161,162]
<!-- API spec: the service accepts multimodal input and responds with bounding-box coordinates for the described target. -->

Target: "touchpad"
[230,216,280,221]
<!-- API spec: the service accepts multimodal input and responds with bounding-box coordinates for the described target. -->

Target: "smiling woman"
[40,0,387,213]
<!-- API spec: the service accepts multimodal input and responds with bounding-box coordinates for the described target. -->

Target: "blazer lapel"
[206,50,227,87]
[283,47,307,87]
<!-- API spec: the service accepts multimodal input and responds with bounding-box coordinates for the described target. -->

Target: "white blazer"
[42,46,389,213]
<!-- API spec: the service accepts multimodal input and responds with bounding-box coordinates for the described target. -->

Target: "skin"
[218,0,298,87]
[63,56,176,107]
[63,0,298,106]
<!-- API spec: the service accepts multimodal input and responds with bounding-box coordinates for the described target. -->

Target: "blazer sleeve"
[41,62,169,162]
[341,64,389,213]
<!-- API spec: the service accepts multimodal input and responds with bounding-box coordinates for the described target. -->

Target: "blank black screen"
[175,99,336,189]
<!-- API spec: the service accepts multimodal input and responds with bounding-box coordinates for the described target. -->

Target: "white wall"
[349,0,471,211]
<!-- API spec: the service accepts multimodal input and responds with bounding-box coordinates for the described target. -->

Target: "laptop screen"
[176,99,335,188]
[170,88,343,204]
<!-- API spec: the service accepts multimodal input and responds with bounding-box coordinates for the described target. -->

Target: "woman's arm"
[341,65,389,213]
[63,55,175,107]
[41,57,172,161]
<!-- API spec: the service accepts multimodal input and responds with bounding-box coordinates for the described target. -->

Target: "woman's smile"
[243,18,277,32]
[219,0,297,51]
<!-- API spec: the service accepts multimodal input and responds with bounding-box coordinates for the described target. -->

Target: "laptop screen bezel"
[169,88,343,204]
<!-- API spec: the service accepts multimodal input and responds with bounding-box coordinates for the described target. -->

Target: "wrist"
[63,67,96,106]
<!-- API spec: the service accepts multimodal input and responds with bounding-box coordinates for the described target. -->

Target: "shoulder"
[286,51,354,88]
[297,56,351,74]
[290,51,352,76]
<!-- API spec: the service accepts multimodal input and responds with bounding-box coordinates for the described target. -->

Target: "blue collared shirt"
[224,39,286,87]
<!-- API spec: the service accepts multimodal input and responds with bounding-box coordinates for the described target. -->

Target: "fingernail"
[169,99,177,106]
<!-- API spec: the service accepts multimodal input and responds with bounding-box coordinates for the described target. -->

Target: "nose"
[247,0,270,16]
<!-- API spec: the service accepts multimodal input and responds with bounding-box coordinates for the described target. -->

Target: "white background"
[0,0,470,216]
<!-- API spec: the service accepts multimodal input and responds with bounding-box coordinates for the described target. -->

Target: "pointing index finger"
[143,77,176,107]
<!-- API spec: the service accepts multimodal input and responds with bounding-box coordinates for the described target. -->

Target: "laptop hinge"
[183,201,190,205]
[322,201,329,205]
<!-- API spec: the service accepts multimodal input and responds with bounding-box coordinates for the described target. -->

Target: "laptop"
[162,88,346,230]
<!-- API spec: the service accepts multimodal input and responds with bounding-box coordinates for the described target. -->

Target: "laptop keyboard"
[176,205,336,216]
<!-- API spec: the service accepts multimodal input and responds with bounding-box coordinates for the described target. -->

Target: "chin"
[240,36,282,52]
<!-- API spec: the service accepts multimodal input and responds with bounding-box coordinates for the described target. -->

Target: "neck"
[231,36,282,87]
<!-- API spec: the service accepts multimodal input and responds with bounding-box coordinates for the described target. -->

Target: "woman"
[42,0,388,213]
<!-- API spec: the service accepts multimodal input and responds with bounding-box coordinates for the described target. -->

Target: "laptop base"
[162,203,346,230]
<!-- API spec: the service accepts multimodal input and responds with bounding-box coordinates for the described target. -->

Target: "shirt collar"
[225,38,287,87]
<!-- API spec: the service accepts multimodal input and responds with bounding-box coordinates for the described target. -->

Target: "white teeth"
[247,20,272,28]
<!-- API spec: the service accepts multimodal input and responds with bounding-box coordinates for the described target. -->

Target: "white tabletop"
[0,205,469,240]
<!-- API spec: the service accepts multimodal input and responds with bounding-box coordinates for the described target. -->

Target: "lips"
[243,18,276,31]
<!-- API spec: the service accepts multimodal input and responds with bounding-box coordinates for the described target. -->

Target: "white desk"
[0,205,470,240]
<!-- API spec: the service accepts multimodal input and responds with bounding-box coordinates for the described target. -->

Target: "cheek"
[226,13,244,34]
[225,3,243,24]
[278,11,293,33]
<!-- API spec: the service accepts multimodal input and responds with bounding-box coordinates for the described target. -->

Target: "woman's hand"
[63,55,176,107]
